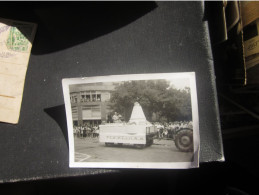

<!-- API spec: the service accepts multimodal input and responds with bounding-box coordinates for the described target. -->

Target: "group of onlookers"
[73,120,192,140]
[154,121,193,139]
[73,125,100,138]
[80,96,101,102]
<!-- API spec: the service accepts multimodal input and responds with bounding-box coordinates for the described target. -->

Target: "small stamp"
[6,25,30,52]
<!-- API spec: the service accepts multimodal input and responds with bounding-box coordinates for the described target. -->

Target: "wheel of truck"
[105,142,114,147]
[174,129,193,152]
[135,144,145,149]
[146,139,153,147]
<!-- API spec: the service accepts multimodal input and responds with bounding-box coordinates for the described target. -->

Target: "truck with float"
[99,102,157,149]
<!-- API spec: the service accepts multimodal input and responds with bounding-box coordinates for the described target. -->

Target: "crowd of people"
[73,112,123,139]
[73,119,192,140]
[73,124,100,138]
[80,95,101,102]
[154,121,193,139]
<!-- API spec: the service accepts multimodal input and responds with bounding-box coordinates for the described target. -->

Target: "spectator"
[80,126,84,138]
[83,126,87,138]
[163,129,168,138]
[112,112,122,123]
[73,126,77,137]
[93,125,99,138]
[86,125,91,137]
[107,113,113,123]
[76,127,80,138]
[159,128,163,138]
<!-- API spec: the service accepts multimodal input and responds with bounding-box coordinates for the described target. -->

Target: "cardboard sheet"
[241,2,259,28]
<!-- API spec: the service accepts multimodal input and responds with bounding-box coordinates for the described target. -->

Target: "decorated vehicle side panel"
[99,124,147,144]
[99,102,157,147]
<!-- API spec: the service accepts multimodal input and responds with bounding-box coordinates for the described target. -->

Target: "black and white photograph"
[62,73,199,169]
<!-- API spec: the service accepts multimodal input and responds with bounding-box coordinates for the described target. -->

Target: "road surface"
[74,137,193,163]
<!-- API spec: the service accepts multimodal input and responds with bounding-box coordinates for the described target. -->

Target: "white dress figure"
[129,102,150,125]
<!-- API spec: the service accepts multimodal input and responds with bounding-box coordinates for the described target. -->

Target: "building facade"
[69,82,116,126]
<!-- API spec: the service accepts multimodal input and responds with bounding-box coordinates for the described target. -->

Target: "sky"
[168,78,190,90]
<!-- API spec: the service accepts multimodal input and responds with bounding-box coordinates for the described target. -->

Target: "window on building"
[82,105,101,119]
[70,93,78,103]
[92,93,96,102]
[92,107,101,117]
[82,107,91,118]
[71,106,78,120]
[86,94,90,102]
[81,95,85,102]
[97,94,101,101]
[80,91,101,102]
[80,91,91,102]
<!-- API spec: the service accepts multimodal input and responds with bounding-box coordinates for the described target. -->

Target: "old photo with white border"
[62,72,199,169]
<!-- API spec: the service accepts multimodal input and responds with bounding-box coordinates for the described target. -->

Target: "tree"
[109,80,192,122]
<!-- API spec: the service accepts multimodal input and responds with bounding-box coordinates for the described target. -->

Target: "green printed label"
[6,26,29,52]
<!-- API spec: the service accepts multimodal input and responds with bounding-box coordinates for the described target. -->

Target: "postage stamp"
[6,24,33,53]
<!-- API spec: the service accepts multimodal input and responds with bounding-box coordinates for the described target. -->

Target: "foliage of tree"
[109,80,192,122]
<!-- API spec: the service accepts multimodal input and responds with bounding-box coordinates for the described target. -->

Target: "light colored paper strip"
[0,18,37,124]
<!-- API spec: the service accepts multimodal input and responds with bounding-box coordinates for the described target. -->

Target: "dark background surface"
[0,2,258,195]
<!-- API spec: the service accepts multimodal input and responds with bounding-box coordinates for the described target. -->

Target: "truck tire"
[135,144,145,149]
[105,142,114,147]
[146,139,153,147]
[174,129,193,152]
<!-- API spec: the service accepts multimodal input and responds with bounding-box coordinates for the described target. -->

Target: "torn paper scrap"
[0,18,37,124]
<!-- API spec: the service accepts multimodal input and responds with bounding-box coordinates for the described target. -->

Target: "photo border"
[62,72,200,169]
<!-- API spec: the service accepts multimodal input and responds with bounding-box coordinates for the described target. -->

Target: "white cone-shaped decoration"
[129,102,150,124]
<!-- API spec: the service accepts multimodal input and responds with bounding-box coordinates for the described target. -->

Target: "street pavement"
[74,137,193,163]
